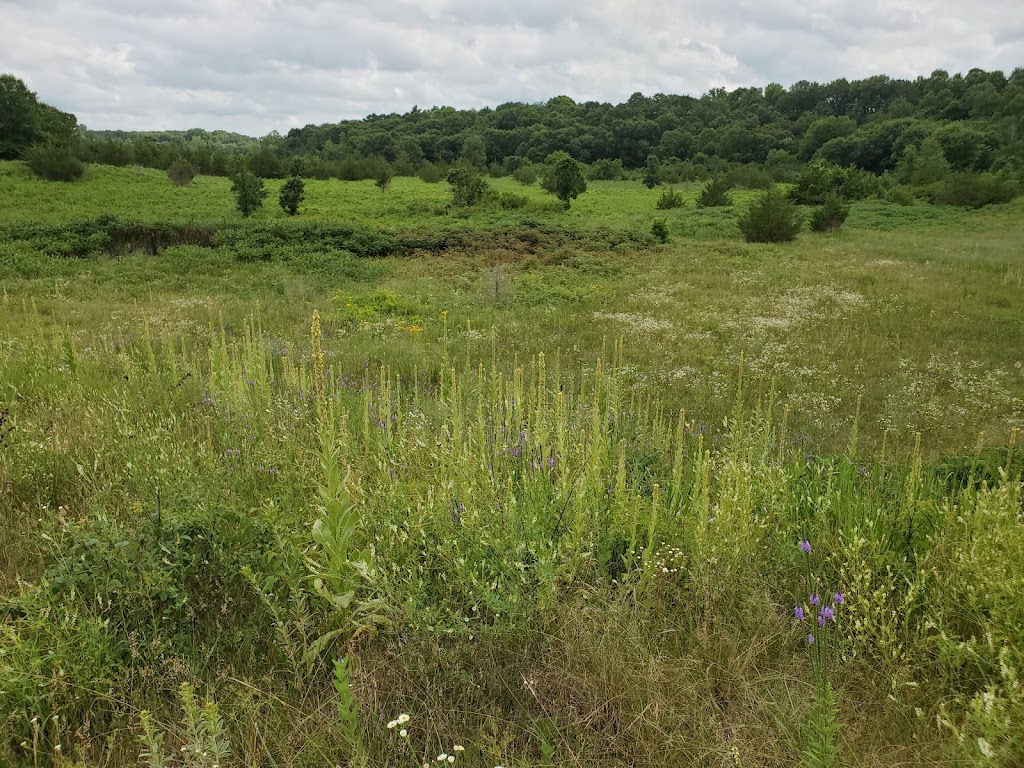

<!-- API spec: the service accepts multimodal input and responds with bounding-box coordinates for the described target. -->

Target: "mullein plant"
[795,540,844,768]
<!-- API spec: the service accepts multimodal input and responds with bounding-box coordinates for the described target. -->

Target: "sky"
[1,0,1022,136]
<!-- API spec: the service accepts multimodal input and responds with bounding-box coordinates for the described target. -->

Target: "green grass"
[1,161,1024,768]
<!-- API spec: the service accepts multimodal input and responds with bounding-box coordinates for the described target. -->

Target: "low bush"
[808,193,850,233]
[651,218,670,243]
[497,191,529,210]
[655,187,685,210]
[696,177,733,208]
[24,142,85,182]
[739,188,803,242]
[927,172,1019,208]
[166,158,197,187]
[512,165,538,186]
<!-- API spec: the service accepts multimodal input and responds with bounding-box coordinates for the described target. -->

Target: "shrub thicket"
[25,142,85,181]
[927,172,1018,208]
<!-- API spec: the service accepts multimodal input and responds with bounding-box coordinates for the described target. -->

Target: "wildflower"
[799,540,812,554]
[548,457,555,468]
[807,634,815,645]
[400,729,408,738]
[447,757,455,764]
[794,605,805,621]
[818,613,826,627]
[438,754,448,762]
[810,594,820,606]
[388,720,398,729]
[833,592,845,605]
[398,713,410,724]
[821,606,835,622]
[978,738,995,758]
[454,746,464,752]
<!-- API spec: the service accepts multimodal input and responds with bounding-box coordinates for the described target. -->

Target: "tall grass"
[1,164,1023,767]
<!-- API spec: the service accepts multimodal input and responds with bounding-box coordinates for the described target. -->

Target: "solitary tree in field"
[279,174,305,215]
[375,168,392,192]
[542,156,587,209]
[231,170,267,217]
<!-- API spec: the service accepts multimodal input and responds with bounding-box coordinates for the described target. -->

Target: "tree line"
[2,68,1023,191]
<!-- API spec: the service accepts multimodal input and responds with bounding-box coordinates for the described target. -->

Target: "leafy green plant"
[651,218,669,243]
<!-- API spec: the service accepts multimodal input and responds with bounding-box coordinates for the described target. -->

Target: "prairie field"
[1,161,1024,768]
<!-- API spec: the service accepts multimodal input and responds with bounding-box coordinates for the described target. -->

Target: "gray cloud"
[0,0,1021,134]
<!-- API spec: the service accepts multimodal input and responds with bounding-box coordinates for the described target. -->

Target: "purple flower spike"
[807,634,815,645]
[833,593,845,605]
[794,605,805,621]
[818,614,826,627]
[810,594,820,606]
[548,457,555,468]
[821,606,835,622]
[799,540,812,554]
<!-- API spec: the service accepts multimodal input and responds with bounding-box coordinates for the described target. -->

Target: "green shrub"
[739,188,803,243]
[655,187,685,209]
[651,218,670,243]
[927,172,1018,208]
[167,158,197,187]
[725,164,774,189]
[512,165,538,186]
[447,167,491,207]
[696,177,733,208]
[279,175,305,215]
[497,191,529,210]
[792,162,881,204]
[231,170,267,217]
[808,193,850,233]
[887,186,916,206]
[24,142,85,181]
[418,162,444,183]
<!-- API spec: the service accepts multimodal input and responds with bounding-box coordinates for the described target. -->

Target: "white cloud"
[0,0,1021,134]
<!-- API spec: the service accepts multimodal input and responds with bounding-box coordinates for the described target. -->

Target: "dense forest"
[3,68,1023,190]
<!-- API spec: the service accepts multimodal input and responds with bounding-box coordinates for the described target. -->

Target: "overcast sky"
[2,0,1022,136]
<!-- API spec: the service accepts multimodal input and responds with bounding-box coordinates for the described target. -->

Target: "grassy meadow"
[1,160,1024,768]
